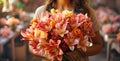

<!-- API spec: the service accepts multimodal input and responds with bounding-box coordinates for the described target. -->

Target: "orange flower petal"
[50,20,56,27]
[30,18,38,25]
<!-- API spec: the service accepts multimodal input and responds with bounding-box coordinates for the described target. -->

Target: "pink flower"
[102,24,112,34]
[78,18,95,37]
[97,10,108,22]
[36,21,51,32]
[64,33,76,46]
[40,12,51,22]
[29,39,46,56]
[115,15,120,21]
[29,39,39,49]
[50,30,61,40]
[45,39,63,61]
[76,13,88,23]
[21,27,34,41]
[54,18,69,37]
[109,15,116,22]
[0,18,7,25]
[30,19,52,32]
[68,16,77,28]
[112,24,118,32]
[50,13,63,23]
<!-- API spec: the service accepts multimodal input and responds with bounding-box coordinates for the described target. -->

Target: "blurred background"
[0,0,120,61]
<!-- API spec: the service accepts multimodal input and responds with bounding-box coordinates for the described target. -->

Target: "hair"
[45,0,96,18]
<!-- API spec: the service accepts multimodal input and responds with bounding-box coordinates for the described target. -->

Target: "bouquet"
[21,9,95,61]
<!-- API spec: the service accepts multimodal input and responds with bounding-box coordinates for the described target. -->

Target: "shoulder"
[88,8,101,32]
[33,5,46,19]
[35,5,46,13]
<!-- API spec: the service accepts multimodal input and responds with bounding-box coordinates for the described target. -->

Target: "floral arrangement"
[6,17,20,26]
[6,17,20,31]
[21,9,95,61]
[102,23,119,34]
[96,6,120,34]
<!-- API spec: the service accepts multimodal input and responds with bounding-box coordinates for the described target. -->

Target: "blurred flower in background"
[6,17,20,31]
[96,6,120,35]
[0,18,7,25]
[0,26,11,37]
[6,17,20,26]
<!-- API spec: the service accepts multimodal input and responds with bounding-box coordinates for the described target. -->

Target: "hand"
[63,49,88,61]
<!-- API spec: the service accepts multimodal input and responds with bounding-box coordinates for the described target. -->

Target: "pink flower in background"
[111,24,118,32]
[115,15,120,21]
[102,23,119,34]
[0,26,11,37]
[97,8,108,22]
[109,15,117,22]
[0,18,7,25]
[102,24,112,34]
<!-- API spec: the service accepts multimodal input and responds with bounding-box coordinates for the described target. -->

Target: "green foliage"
[0,0,3,3]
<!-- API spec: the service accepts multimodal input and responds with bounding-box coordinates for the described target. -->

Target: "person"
[29,0,102,61]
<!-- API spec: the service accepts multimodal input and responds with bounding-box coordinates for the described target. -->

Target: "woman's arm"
[85,6,102,56]
[86,31,102,56]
